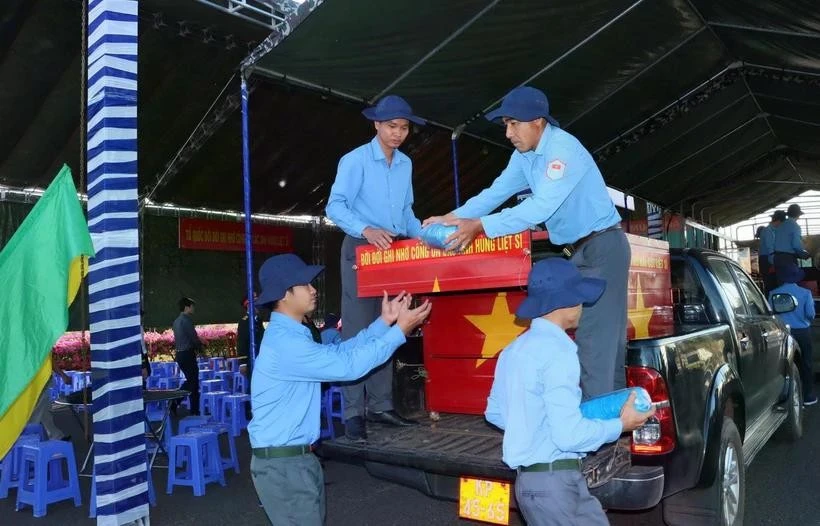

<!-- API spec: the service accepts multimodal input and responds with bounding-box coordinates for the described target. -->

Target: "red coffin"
[356,231,674,415]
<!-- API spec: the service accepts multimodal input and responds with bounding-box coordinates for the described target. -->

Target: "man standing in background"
[172,297,202,415]
[773,204,810,272]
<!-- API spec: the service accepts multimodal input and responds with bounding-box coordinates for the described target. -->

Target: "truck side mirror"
[770,293,798,314]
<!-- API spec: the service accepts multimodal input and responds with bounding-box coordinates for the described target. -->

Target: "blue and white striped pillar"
[86,1,148,524]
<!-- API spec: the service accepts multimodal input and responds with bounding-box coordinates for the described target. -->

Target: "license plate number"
[458,477,510,525]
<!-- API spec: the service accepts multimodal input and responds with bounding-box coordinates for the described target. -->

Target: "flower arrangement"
[53,324,238,370]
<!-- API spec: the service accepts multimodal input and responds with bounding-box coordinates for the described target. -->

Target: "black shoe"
[60,435,72,442]
[344,416,367,442]
[366,410,417,427]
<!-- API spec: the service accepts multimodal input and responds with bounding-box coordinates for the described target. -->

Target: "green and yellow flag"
[0,165,95,458]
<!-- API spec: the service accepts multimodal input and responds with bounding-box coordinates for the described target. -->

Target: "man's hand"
[363,227,395,250]
[443,218,485,251]
[380,290,410,325]
[422,212,456,228]
[619,392,657,432]
[396,300,432,335]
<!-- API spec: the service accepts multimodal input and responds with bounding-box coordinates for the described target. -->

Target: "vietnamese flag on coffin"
[0,165,95,458]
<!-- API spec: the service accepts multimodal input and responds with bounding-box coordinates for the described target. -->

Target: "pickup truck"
[319,248,805,526]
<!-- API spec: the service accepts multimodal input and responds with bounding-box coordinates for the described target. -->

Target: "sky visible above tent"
[1,0,820,227]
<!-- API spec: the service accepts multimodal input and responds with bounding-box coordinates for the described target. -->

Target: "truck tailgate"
[319,413,513,480]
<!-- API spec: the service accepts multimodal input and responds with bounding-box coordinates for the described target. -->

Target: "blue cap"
[485,86,560,127]
[776,264,805,284]
[516,258,605,319]
[256,254,325,305]
[362,95,426,125]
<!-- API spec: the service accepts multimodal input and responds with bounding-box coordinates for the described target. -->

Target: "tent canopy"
[2,0,820,227]
[249,0,820,225]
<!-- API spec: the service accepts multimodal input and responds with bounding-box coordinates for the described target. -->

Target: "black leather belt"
[563,224,622,257]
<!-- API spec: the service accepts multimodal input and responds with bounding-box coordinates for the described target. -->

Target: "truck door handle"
[761,331,769,339]
[739,334,750,345]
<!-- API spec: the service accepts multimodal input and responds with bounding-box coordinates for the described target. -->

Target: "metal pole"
[451,125,465,208]
[241,72,257,370]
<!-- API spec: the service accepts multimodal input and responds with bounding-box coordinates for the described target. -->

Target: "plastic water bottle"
[420,224,458,250]
[579,387,652,420]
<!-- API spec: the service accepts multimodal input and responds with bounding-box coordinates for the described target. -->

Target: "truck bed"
[319,413,630,486]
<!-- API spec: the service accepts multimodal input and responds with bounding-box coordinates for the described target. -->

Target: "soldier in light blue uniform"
[773,203,810,272]
[425,86,630,398]
[486,258,654,526]
[326,95,426,440]
[756,210,783,293]
[248,254,431,525]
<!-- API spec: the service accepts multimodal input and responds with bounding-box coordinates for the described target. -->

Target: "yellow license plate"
[458,477,510,525]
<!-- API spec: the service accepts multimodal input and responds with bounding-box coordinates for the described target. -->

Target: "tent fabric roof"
[2,0,820,228]
[250,0,820,226]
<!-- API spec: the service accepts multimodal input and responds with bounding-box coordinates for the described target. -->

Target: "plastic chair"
[321,386,345,439]
[22,423,47,440]
[232,373,247,394]
[201,379,224,394]
[166,432,225,496]
[209,357,226,372]
[0,435,40,498]
[15,440,81,517]
[192,423,240,474]
[200,391,229,421]
[220,395,250,437]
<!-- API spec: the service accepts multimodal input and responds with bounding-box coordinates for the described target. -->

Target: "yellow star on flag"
[432,277,441,293]
[464,292,526,368]
[628,275,655,339]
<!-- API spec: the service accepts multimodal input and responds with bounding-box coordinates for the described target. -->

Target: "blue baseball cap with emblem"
[516,258,605,319]
[256,254,325,305]
[485,86,560,127]
[362,95,426,125]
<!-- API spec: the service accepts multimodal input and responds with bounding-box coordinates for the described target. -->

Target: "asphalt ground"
[2,380,818,526]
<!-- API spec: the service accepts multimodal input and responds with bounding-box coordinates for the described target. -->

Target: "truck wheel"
[777,361,803,441]
[663,417,745,526]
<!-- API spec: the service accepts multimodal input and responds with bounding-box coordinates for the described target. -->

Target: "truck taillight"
[626,366,675,455]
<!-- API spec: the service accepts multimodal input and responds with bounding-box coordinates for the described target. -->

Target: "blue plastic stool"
[220,394,249,437]
[22,423,47,440]
[209,357,226,372]
[214,371,233,391]
[200,391,229,420]
[15,440,81,517]
[201,379,224,394]
[157,377,181,390]
[198,368,213,382]
[321,386,345,439]
[0,435,40,498]
[146,376,162,389]
[166,432,225,496]
[90,457,155,518]
[175,416,211,468]
[192,423,240,474]
[232,373,247,394]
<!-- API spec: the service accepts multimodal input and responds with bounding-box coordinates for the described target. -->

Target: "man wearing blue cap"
[248,253,431,525]
[769,264,817,406]
[486,258,654,526]
[773,203,811,273]
[426,86,630,398]
[326,95,427,440]
[756,210,784,292]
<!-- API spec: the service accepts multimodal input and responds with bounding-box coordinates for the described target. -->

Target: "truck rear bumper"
[362,461,664,512]
[590,465,665,510]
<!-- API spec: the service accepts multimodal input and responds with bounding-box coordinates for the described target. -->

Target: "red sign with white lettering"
[178,218,293,253]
